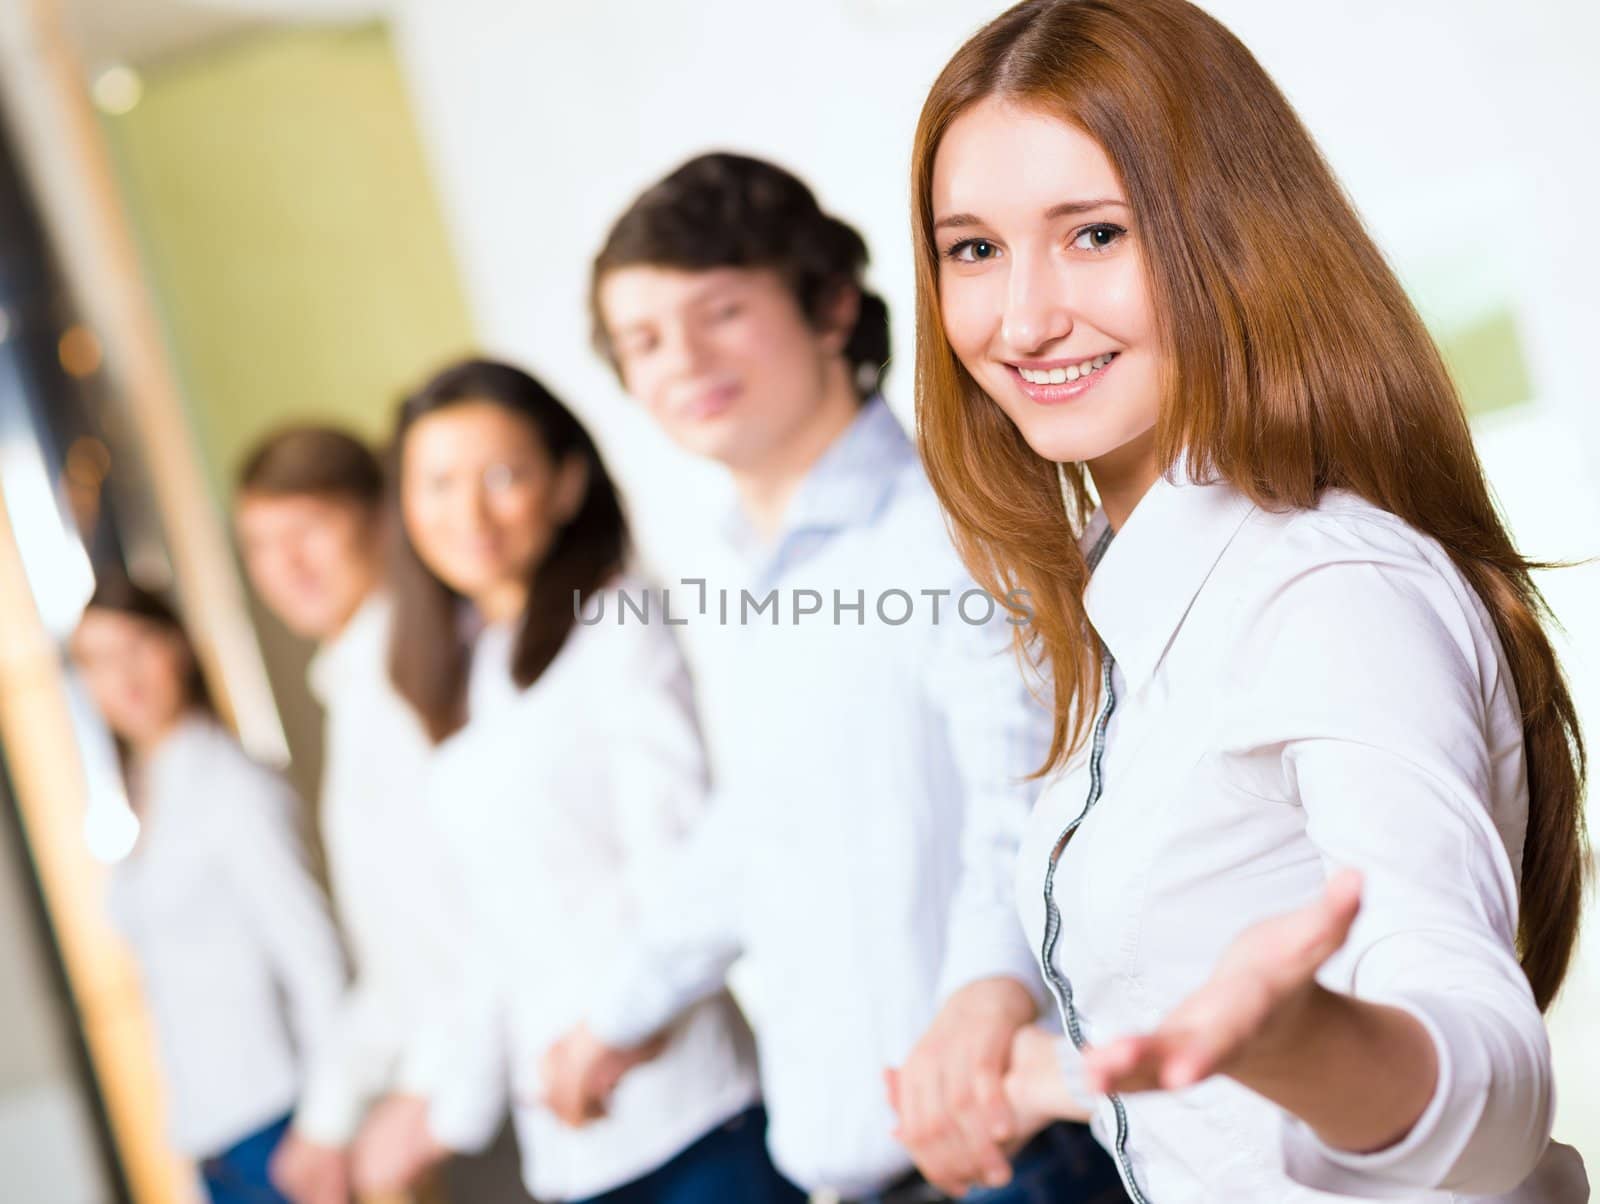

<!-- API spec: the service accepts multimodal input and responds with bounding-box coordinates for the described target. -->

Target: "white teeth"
[1017,353,1115,385]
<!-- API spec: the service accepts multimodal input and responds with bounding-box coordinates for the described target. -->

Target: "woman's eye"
[1072,223,1126,252]
[946,238,1001,264]
[483,464,522,493]
[710,302,742,322]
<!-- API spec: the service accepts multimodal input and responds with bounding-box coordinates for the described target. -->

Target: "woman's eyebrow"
[934,197,1129,231]
[1044,197,1128,219]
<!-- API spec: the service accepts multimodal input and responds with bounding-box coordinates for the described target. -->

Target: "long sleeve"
[922,569,1052,1007]
[587,751,749,1049]
[607,620,713,909]
[418,919,510,1154]
[1230,553,1554,1196]
[292,972,405,1144]
[303,597,474,1141]
[221,768,349,1115]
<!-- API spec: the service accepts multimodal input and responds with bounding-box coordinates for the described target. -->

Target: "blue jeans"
[859,1122,1125,1204]
[576,1105,805,1204]
[198,1113,292,1204]
[965,1122,1126,1204]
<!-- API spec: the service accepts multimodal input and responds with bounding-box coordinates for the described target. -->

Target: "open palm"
[1082,869,1364,1095]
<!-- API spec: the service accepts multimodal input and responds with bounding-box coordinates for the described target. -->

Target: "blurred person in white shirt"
[545,153,1125,1204]
[373,357,793,1204]
[234,427,523,1202]
[71,577,346,1204]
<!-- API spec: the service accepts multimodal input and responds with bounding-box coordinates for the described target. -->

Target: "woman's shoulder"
[1237,489,1480,607]
[1254,489,1448,566]
[568,572,693,679]
[164,715,266,781]
[1229,489,1506,692]
[165,718,300,836]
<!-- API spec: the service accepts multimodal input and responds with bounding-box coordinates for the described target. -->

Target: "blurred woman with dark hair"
[545,152,1123,1203]
[70,577,346,1204]
[369,358,789,1204]
[233,425,521,1204]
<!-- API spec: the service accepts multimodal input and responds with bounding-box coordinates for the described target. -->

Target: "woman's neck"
[1088,428,1162,532]
[128,707,193,761]
[474,580,529,628]
[731,361,862,542]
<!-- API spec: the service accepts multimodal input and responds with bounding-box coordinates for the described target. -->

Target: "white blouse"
[293,595,475,1144]
[1017,475,1587,1203]
[105,716,346,1157]
[418,579,760,1202]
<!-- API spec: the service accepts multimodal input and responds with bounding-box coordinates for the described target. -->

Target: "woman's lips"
[1007,353,1118,405]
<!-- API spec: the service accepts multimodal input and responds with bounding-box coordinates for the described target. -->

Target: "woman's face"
[598,265,850,472]
[932,97,1162,469]
[399,401,587,616]
[71,609,192,746]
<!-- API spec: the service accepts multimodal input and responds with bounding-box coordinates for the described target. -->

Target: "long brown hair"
[387,359,628,743]
[912,0,1586,1009]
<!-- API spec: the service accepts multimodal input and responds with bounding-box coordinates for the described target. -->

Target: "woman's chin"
[1015,424,1105,469]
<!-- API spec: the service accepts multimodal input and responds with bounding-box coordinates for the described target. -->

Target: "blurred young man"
[546,155,1124,1204]
[235,426,521,1204]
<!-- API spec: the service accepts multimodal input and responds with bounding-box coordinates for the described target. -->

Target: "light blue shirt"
[591,398,1050,1196]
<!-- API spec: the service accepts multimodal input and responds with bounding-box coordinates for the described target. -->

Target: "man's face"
[235,492,378,640]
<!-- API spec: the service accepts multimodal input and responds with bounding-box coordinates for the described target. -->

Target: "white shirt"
[293,595,475,1144]
[106,715,346,1157]
[587,399,1051,1196]
[421,581,761,1202]
[1018,475,1588,1203]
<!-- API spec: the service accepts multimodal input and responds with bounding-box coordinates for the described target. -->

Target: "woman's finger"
[1158,1029,1231,1089]
[1269,869,1364,988]
[1319,869,1364,940]
[1084,1035,1161,1094]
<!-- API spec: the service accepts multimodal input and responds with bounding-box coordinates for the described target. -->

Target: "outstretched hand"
[1082,869,1364,1095]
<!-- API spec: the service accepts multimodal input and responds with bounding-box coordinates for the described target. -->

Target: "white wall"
[387,0,1600,571]
[385,0,1600,1152]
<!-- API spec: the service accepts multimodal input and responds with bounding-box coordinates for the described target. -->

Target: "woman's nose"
[1001,256,1074,356]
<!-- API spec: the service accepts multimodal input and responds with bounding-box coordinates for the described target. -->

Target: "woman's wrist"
[1228,985,1438,1154]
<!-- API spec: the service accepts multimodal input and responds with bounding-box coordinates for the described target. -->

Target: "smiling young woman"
[911,1,1587,1201]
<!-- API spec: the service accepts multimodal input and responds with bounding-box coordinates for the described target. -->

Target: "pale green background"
[104,21,476,497]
